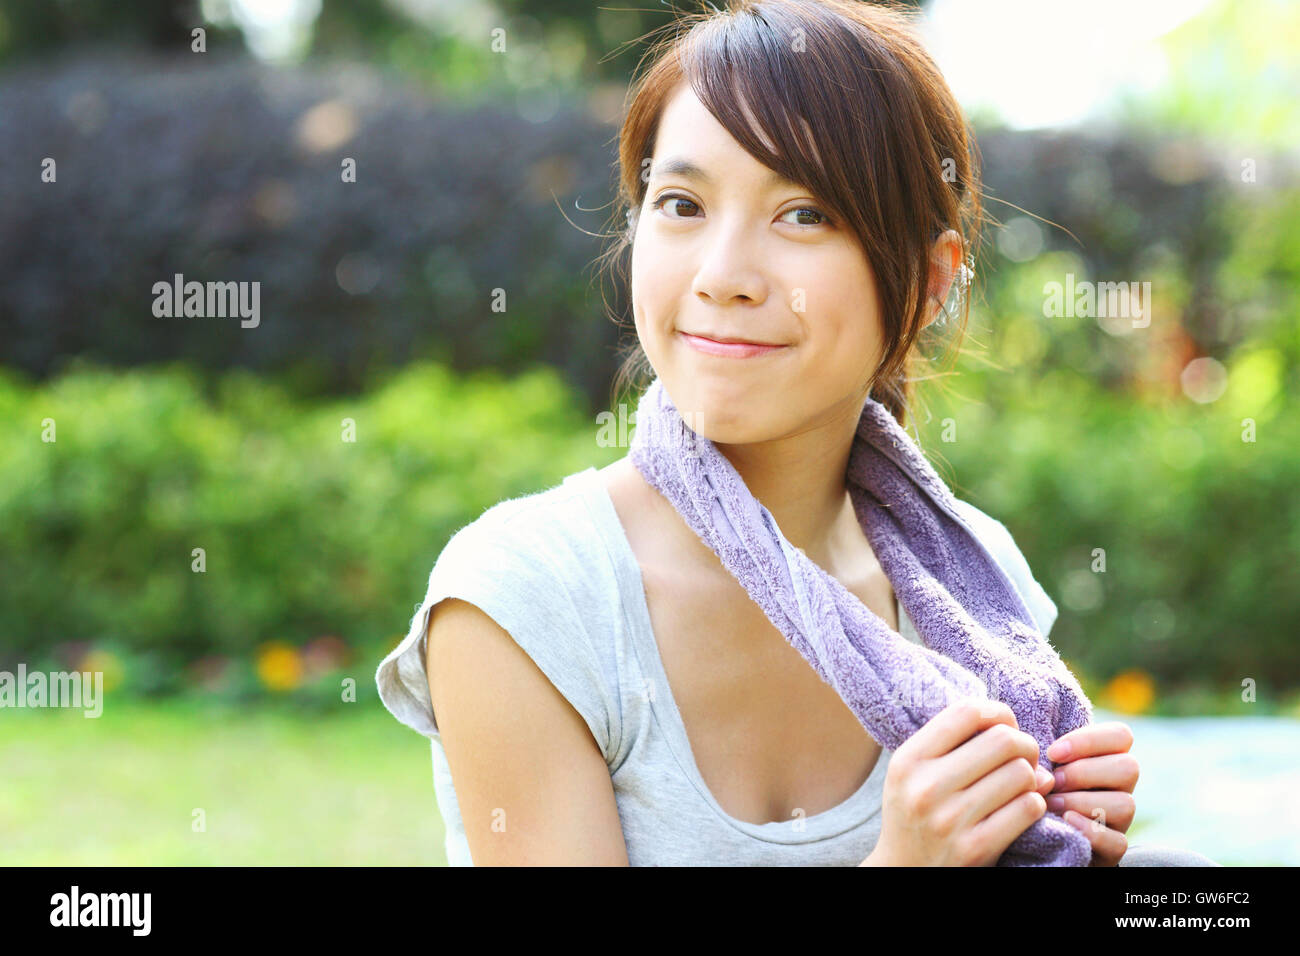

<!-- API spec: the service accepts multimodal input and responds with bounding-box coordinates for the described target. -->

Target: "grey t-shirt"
[374,464,1060,866]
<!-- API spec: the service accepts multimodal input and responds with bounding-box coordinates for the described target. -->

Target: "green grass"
[0,696,448,865]
[5,693,1286,865]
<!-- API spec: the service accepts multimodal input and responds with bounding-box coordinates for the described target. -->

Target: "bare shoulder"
[596,457,659,565]
[595,456,646,522]
[422,596,590,748]
[423,597,628,864]
[597,455,719,580]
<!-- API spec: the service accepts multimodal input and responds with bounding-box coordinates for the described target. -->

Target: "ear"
[924,230,964,328]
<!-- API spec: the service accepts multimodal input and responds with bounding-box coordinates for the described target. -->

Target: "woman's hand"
[866,700,1054,867]
[1045,722,1139,867]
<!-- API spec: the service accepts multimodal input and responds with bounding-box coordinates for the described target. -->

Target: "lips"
[683,331,782,346]
[678,330,788,358]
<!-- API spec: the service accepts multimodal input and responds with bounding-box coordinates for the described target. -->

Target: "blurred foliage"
[0,358,607,695]
[0,0,242,59]
[0,323,1296,701]
[1112,0,1300,151]
[0,0,1295,708]
[909,178,1300,692]
[916,355,1299,691]
[0,53,624,411]
[3,47,1295,418]
[0,0,171,54]
[0,1,925,92]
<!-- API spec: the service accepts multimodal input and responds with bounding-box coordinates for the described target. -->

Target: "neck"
[712,389,867,574]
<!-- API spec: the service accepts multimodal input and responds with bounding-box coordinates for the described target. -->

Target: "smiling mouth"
[678,331,789,358]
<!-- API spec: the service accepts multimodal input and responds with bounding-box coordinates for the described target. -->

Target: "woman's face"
[630,81,886,445]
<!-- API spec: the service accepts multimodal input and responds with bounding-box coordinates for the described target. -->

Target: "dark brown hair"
[597,0,986,429]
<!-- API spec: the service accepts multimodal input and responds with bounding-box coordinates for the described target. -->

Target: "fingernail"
[1035,767,1052,788]
[1048,739,1071,760]
[1046,795,1064,813]
[1053,769,1067,789]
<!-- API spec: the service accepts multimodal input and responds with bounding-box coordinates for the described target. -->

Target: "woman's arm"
[425,598,630,866]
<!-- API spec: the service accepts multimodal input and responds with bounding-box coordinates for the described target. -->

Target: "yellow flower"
[255,642,303,691]
[79,649,125,693]
[1102,669,1155,714]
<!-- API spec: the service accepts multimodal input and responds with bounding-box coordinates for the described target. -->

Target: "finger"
[1047,721,1134,763]
[958,755,1045,828]
[905,699,1018,763]
[1045,789,1136,833]
[967,789,1048,865]
[1063,809,1128,866]
[1051,752,1139,793]
[944,721,1041,793]
[1035,764,1055,796]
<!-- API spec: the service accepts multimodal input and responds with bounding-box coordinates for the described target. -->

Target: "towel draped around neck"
[628,376,1094,866]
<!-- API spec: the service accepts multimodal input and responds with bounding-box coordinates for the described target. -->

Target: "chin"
[661,374,784,445]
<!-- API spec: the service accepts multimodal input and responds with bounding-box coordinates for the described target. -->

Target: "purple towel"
[628,376,1094,866]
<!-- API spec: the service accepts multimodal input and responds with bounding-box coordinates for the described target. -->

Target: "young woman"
[376,0,1218,867]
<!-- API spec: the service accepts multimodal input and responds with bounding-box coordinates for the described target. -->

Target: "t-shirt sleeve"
[374,510,616,763]
[951,498,1060,639]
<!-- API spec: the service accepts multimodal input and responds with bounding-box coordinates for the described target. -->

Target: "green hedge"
[917,349,1299,692]
[0,359,606,695]
[1,351,1295,700]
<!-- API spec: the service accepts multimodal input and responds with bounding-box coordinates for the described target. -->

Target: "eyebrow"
[650,156,802,192]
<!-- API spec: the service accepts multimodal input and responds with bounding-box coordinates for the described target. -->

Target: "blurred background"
[0,0,1296,866]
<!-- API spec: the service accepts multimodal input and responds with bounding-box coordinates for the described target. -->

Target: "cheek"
[799,268,886,383]
[805,280,878,349]
[629,230,654,311]
[630,232,678,329]
[629,237,669,368]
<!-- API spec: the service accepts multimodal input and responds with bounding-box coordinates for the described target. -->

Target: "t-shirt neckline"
[567,464,891,846]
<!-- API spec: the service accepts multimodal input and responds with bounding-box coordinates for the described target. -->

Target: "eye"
[648,193,834,228]
[780,206,834,227]
[649,193,701,219]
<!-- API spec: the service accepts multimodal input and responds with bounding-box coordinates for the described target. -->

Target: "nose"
[688,221,769,307]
